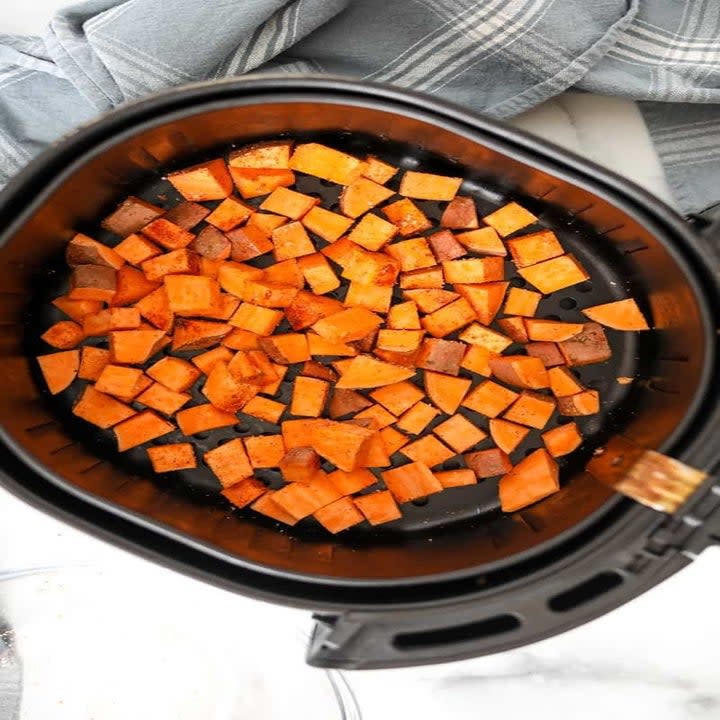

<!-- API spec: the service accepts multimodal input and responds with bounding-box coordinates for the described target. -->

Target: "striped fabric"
[0,0,718,214]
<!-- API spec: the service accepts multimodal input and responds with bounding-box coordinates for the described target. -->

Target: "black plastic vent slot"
[393,614,520,650]
[548,571,624,613]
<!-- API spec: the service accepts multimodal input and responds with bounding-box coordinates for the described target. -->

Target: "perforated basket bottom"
[26,131,652,542]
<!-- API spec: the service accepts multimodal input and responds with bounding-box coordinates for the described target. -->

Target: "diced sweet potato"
[248,212,288,236]
[142,249,199,283]
[222,477,267,509]
[142,218,195,251]
[354,405,396,431]
[217,261,262,297]
[311,307,381,344]
[262,258,303,288]
[395,401,439,435]
[376,329,424,353]
[227,349,277,387]
[66,233,124,269]
[382,198,432,236]
[548,366,584,397]
[279,446,321,482]
[482,201,537,237]
[387,301,421,330]
[68,265,117,302]
[382,461,442,503]
[146,356,200,392]
[364,382,421,418]
[558,323,612,366]
[499,448,559,512]
[177,292,238,321]
[229,303,283,336]
[456,282,508,325]
[270,221,314,261]
[308,419,375,471]
[37,350,79,395]
[172,319,231,351]
[581,298,650,331]
[363,156,398,185]
[114,374,152,403]
[422,298,476,338]
[507,229,563,267]
[557,389,600,416]
[400,435,454,468]
[301,206,353,242]
[244,435,286,468]
[518,254,589,294]
[78,346,111,381]
[203,361,258,412]
[290,376,329,417]
[322,235,357,266]
[489,418,529,454]
[204,197,253,232]
[354,490,401,525]
[496,316,529,344]
[427,229,466,261]
[542,422,582,457]
[424,370,471,414]
[114,233,162,267]
[176,404,237,434]
[251,492,299,525]
[260,187,319,220]
[341,247,400,286]
[314,497,364,533]
[460,345,494,377]
[465,448,513,478]
[73,385,136,428]
[113,410,174,451]
[102,196,164,237]
[163,274,220,314]
[163,201,210,230]
[441,196,478,229]
[289,143,366,185]
[111,265,161,306]
[167,159,233,201]
[434,469,477,488]
[459,323,512,353]
[403,289,458,314]
[95,364,145,398]
[229,140,292,169]
[226,225,273,262]
[455,227,506,256]
[399,266,445,290]
[109,329,167,364]
[307,333,358,357]
[136,382,191,416]
[271,482,327,520]
[525,319,583,342]
[41,320,84,349]
[205,438,253,487]
[433,414,486,453]
[526,342,565,368]
[343,281,393,314]
[347,213,397,251]
[442,257,504,284]
[297,253,340,295]
[379,426,409,455]
[243,396,286,424]
[239,278,299,308]
[259,334,310,364]
[414,338,465,376]
[373,346,421,368]
[285,290,343,330]
[340,178,394,219]
[222,328,260,350]
[52,296,103,323]
[147,443,197,472]
[335,355,414,389]
[489,355,549,389]
[504,391,555,429]
[329,388,372,419]
[399,171,461,201]
[386,237,436,272]
[462,380,518,417]
[503,287,541,317]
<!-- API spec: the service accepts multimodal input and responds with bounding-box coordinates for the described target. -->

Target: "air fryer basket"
[0,77,718,668]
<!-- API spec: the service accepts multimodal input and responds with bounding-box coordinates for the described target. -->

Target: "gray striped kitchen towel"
[0,0,718,215]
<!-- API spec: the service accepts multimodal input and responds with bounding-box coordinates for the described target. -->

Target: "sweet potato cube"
[340,178,395,218]
[341,248,399,286]
[465,448,513,478]
[147,443,196,472]
[251,492,299,525]
[229,140,292,169]
[387,301,420,330]
[68,265,117,302]
[163,201,210,230]
[329,388,372,419]
[354,404,397,430]
[395,401,439,435]
[386,237,436,272]
[203,361,258,412]
[489,418,530,454]
[289,143,366,185]
[258,334,309,365]
[558,323,612,366]
[314,497,364,533]
[226,225,273,261]
[433,414,486,453]
[441,196,478,229]
[504,391,555,429]
[230,168,296,200]
[424,370,472,414]
[526,342,565,368]
[462,380,518,417]
[382,461,442,503]
[239,278,298,308]
[542,422,582,457]
[422,298,476,338]
[379,426,409,455]
[375,330,423,354]
[163,274,219,314]
[78,346,111,381]
[434,469,477,488]
[525,319,584,342]
[489,355,549,389]
[303,360,337,382]
[142,249,199,282]
[110,329,166,364]
[297,253,340,295]
[52,296,103,323]
[507,229,564,267]
[399,266,445,290]
[427,229,466,261]
[557,389,600,416]
[415,338,465,376]
[354,490,401,525]
[172,319,231,350]
[262,258,303,288]
[244,435,286,468]
[271,221,315,260]
[290,376,329,417]
[136,382,191,416]
[456,282,509,325]
[342,281,392,315]
[347,213,397,251]
[459,323,513,353]
[205,197,253,232]
[260,187,318,220]
[37,350,79,395]
[402,287,460,313]
[101,196,164,237]
[66,233,124,269]
[442,257,504,284]
[548,366,584,397]
[460,345,494,377]
[300,206,353,243]
[307,333,358,357]
[73,386,135,428]
[146,356,200,392]
[455,227,506,256]
[229,303,283,336]
[497,317,529,344]
[248,212,288,236]
[518,254,589,294]
[499,448,559,512]
[504,287,541,317]
[222,477,267,509]
[114,233,161,266]
[223,328,260,350]
[95,364,144,398]
[113,410,174,451]
[312,307,381,344]
[321,236,357,266]
[309,419,375,471]
[399,171,461,201]
[177,292,238,321]
[41,320,84,349]
[335,355,415,389]
[167,158,233,201]
[142,218,194,251]
[271,482,326,520]
[176,404,236,435]
[483,201,537,237]
[365,381,421,418]
[401,435,455,468]
[228,349,277,387]
[363,156,398,184]
[205,438,253,487]
[382,198,432,236]
[581,298,650,331]
[285,290,343,330]
[217,261,262,298]
[243,396,286,424]
[279,446,321,482]
[111,265,161,306]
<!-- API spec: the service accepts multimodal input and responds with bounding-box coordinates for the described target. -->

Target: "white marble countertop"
[1,3,718,719]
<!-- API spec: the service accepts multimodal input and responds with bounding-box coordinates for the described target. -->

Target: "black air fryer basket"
[0,77,718,669]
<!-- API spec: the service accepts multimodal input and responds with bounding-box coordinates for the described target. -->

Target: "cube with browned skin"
[244,435,286,469]
[66,233,125,269]
[142,248,199,282]
[260,334,310,364]
[504,391,556,429]
[102,196,164,237]
[441,196,478,229]
[163,201,210,230]
[399,266,445,290]
[482,202,537,237]
[558,323,612,367]
[285,290,343,331]
[462,380,519,417]
[340,178,395,218]
[557,389,600,416]
[465,448,513,478]
[68,265,117,303]
[205,438,254,487]
[279,447,321,482]
[497,317,529,344]
[142,218,195,250]
[172,319,232,351]
[526,342,565,368]
[416,338,466,376]
[382,461,443,503]
[226,225,273,261]
[147,443,197,473]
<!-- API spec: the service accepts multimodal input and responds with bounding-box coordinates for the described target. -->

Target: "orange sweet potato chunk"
[335,355,415,389]
[557,389,600,416]
[382,461,442,503]
[167,158,233,201]
[314,496,364,533]
[548,366,584,397]
[290,376,329,417]
[110,329,167,364]
[68,265,117,303]
[525,319,584,342]
[66,233,125,269]
[203,361,259,412]
[52,296,103,323]
[348,213,397,250]
[244,435,286,468]
[260,333,310,364]
[399,171,462,201]
[462,380,518,417]
[301,206,353,242]
[146,356,200,392]
[581,298,650,331]
[499,448,559,512]
[542,422,582,457]
[261,187,319,220]
[395,401,439,435]
[455,227,506,256]
[489,418,530,454]
[147,443,197,472]
[73,386,136,428]
[518,254,589,294]
[222,477,267,509]
[354,490,401,525]
[204,438,253,487]
[503,391,555,429]
[176,404,237,435]
[362,156,398,185]
[424,371,471,414]
[465,448,512,478]
[172,319,231,351]
[434,469,477,488]
[382,198,432,237]
[507,229,563,267]
[308,419,375,471]
[400,435,455,468]
[289,143,366,185]
[37,350,80,395]
[113,410,174,451]
[489,355,549,390]
[482,201,537,237]
[297,253,340,295]
[441,196,478,230]
[422,298,476,338]
[78,346,111,381]
[251,492,299,525]
[442,257,504,284]
[41,321,84,350]
[503,287,541,317]
[433,413,486,453]
[136,382,191,416]
[142,218,195,251]
[340,178,394,219]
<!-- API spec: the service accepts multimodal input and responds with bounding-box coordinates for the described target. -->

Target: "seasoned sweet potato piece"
[230,167,296,199]
[251,492,299,525]
[172,319,231,351]
[557,389,600,416]
[114,233,162,267]
[354,490,401,525]
[164,274,220,314]
[37,350,79,395]
[499,449,559,512]
[375,329,423,353]
[205,438,254,487]
[312,307,382,344]
[503,391,555,429]
[222,328,260,350]
[177,292,238,321]
[382,461,442,503]
[525,319,583,342]
[526,342,565,368]
[387,301,421,330]
[102,196,164,237]
[216,261,263,297]
[427,229,466,261]
[110,329,167,364]
[496,316,529,344]
[73,386,136,428]
[243,396,286,424]
[260,187,318,220]
[542,422,582,457]
[459,323,513,353]
[433,414,486,453]
[379,426,409,455]
[230,140,292,169]
[142,218,195,251]
[203,361,258,412]
[52,296,103,323]
[95,364,144,398]
[558,323,612,366]
[136,382,191,416]
[163,201,210,230]
[248,212,288,236]
[382,198,432,236]
[386,237,436,272]
[315,497,364,533]
[489,418,530,454]
[244,435,286,469]
[335,355,415,389]
[271,221,315,260]
[465,448,513,478]
[322,236,356,266]
[581,298,650,331]
[41,320,84,349]
[548,366,584,397]
[271,482,326,520]
[362,156,398,185]
[435,469,477,488]
[285,290,343,331]
[239,278,299,308]
[302,206,353,243]
[507,229,563,267]
[290,376,329,417]
[78,346,111,381]
[297,253,339,295]
[229,303,283,336]
[482,201,537,237]
[347,213,397,251]
[307,333,357,357]
[354,404,396,430]
[328,388,372,419]
[147,356,200,392]
[400,435,454,468]
[399,266,444,290]
[340,178,395,219]
[399,171,461,201]
[456,282,508,325]
[341,247,399,286]
[301,360,337,382]
[111,265,160,306]
[222,477,267,509]
[167,158,233,201]
[147,443,196,472]
[226,225,273,261]
[343,281,392,314]
[113,410,174,451]
[503,287,541,317]
[422,298,476,338]
[462,380,518,417]
[259,333,310,364]
[415,338,464,376]
[365,381,421,417]
[518,254,589,294]
[289,143,366,185]
[204,197,253,232]
[441,196,478,229]
[460,345,494,377]
[262,258,303,288]
[489,355,549,389]
[66,233,124,269]
[395,401,439,435]
[142,249,199,282]
[279,446,321,482]
[228,349,277,387]
[68,265,117,302]
[424,371,471,414]
[308,419,375,471]
[442,257,504,284]
[455,227,506,256]
[176,404,236,435]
